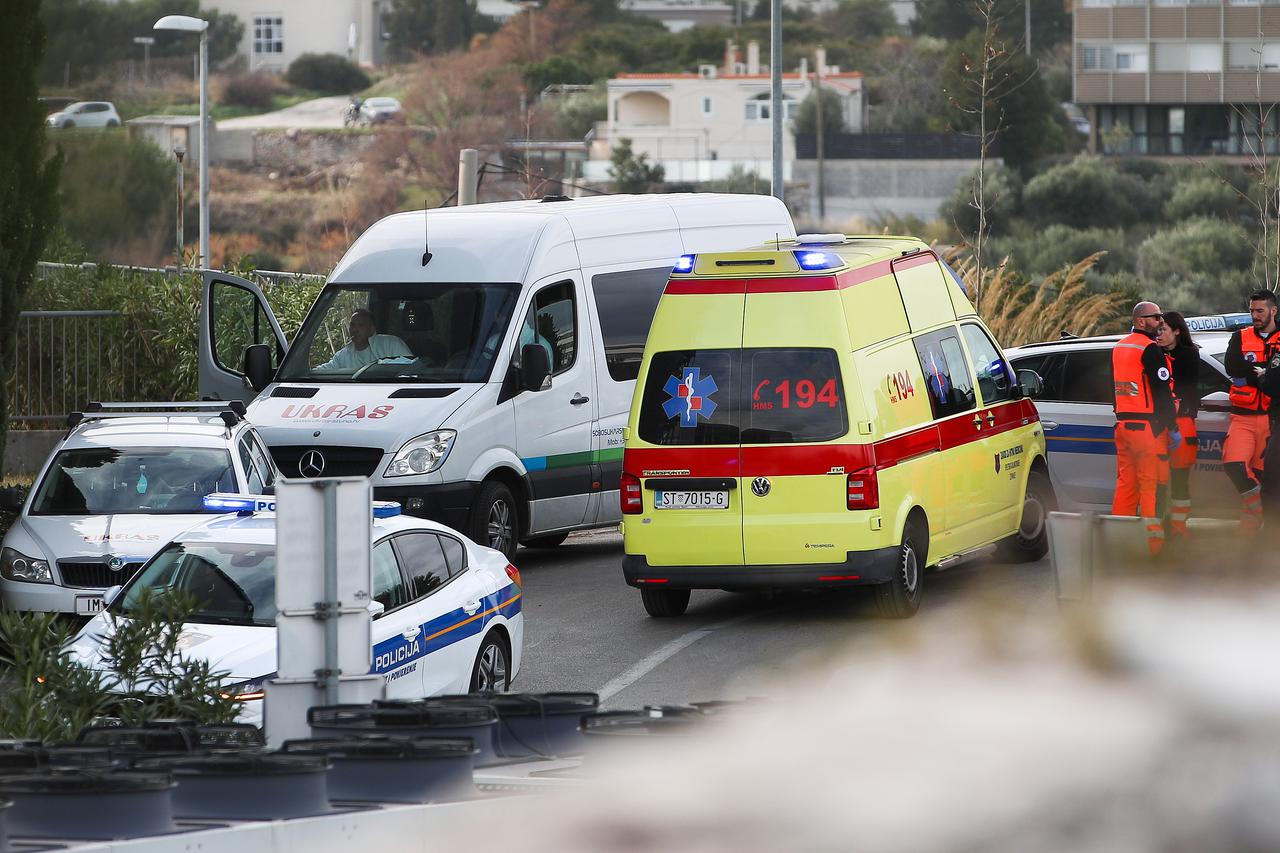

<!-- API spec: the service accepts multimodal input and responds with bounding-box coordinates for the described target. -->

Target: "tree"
[793,88,848,137]
[433,0,472,53]
[912,0,978,40]
[915,0,1070,54]
[826,0,898,40]
[1,0,62,479]
[608,138,664,193]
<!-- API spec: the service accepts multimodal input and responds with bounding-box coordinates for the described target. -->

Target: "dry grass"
[950,251,1129,346]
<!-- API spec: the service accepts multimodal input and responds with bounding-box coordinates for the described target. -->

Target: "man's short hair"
[351,308,374,321]
[1248,289,1278,308]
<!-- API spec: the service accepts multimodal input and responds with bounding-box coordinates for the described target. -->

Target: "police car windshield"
[30,447,235,516]
[278,282,521,383]
[118,541,276,627]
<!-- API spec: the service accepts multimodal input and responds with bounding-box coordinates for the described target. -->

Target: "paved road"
[218,96,350,129]
[513,530,1056,709]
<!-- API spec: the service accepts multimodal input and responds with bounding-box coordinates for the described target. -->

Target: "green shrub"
[1164,176,1249,223]
[1138,217,1257,313]
[939,164,1024,238]
[285,53,369,94]
[1022,156,1153,230]
[56,132,173,261]
[216,71,284,109]
[992,224,1130,277]
[554,84,606,139]
[522,56,593,98]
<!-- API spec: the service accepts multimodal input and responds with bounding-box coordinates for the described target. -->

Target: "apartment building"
[1075,0,1280,155]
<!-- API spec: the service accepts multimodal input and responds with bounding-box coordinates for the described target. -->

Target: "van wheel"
[640,587,690,618]
[523,532,569,549]
[470,481,518,561]
[998,468,1055,563]
[876,519,925,619]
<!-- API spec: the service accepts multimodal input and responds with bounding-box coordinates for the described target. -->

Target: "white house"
[198,0,389,70]
[620,0,734,32]
[587,41,864,183]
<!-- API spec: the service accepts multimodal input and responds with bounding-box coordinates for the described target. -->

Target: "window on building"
[1081,43,1148,72]
[253,16,283,55]
[745,94,799,122]
[1229,41,1280,70]
[702,96,713,115]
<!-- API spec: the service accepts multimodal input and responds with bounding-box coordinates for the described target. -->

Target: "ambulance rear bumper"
[622,548,901,590]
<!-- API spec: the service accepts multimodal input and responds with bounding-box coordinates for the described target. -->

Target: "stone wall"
[3,430,61,478]
[793,158,991,225]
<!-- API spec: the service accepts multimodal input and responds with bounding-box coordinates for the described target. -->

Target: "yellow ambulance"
[620,235,1051,618]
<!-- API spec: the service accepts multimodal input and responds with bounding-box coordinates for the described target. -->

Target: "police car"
[68,495,523,726]
[1006,318,1238,515]
[0,403,278,617]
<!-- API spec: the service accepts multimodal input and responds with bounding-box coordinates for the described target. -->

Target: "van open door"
[199,271,288,404]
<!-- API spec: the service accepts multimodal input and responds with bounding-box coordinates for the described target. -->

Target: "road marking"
[596,610,771,703]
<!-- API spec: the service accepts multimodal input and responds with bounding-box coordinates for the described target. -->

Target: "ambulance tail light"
[621,472,643,514]
[847,468,879,510]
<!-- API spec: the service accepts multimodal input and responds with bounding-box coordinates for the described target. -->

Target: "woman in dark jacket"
[1162,311,1199,536]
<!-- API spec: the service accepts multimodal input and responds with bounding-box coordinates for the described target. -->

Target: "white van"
[198,194,796,558]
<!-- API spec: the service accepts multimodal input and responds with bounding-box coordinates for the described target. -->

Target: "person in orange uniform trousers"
[1160,312,1200,537]
[1112,302,1180,555]
[1222,290,1280,533]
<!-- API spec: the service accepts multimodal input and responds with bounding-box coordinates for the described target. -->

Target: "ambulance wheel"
[471,481,518,561]
[999,468,1054,563]
[469,630,511,692]
[640,587,690,618]
[876,518,925,619]
[523,532,569,549]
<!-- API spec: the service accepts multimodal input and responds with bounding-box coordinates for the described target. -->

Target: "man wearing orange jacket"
[1112,302,1179,556]
[1222,290,1280,533]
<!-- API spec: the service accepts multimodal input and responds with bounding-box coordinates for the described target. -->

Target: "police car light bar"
[673,254,696,274]
[202,493,403,519]
[372,501,402,519]
[794,250,842,271]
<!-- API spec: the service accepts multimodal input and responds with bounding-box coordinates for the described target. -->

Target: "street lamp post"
[154,14,210,270]
[174,144,186,270]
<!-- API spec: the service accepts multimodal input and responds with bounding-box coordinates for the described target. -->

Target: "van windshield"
[278,282,521,383]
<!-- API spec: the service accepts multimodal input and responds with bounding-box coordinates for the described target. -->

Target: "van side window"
[960,324,1014,405]
[913,331,976,418]
[591,267,670,382]
[520,282,576,375]
[211,281,275,377]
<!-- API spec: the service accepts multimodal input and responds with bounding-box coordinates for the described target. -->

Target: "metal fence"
[33,261,322,289]
[794,133,988,160]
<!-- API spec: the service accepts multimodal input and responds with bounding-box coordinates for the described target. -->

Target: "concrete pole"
[815,48,825,222]
[199,28,210,270]
[770,0,783,200]
[458,148,479,205]
[175,148,186,271]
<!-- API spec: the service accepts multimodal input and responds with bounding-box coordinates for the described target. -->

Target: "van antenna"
[422,203,433,266]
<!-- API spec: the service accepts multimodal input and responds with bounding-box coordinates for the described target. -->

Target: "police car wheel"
[523,532,569,549]
[471,482,518,561]
[640,587,690,618]
[876,519,925,619]
[469,631,511,692]
[998,469,1054,563]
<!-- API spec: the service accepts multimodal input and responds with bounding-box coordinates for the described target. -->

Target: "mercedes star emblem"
[299,449,326,478]
[751,477,771,497]
[107,555,126,572]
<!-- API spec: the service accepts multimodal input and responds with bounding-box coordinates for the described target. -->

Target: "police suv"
[1006,317,1241,515]
[0,403,278,617]
[69,495,523,726]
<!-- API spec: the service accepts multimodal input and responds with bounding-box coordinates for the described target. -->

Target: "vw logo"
[298,449,326,478]
[751,477,771,497]
[107,555,126,573]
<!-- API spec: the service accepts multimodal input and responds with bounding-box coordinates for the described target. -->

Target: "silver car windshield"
[30,447,235,516]
[277,282,521,383]
[117,541,276,627]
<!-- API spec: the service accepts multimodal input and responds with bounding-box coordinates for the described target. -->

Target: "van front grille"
[269,445,385,478]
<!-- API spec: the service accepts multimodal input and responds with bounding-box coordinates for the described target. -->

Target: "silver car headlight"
[1,547,53,584]
[384,430,456,477]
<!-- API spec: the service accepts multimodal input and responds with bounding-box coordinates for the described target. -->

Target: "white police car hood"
[247,384,481,475]
[72,614,276,683]
[11,514,209,568]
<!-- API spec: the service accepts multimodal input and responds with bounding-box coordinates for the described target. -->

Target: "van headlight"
[384,430,456,477]
[1,547,53,584]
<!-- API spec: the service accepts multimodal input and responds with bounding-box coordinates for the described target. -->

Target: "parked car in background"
[38,96,77,116]
[359,96,404,125]
[46,101,121,129]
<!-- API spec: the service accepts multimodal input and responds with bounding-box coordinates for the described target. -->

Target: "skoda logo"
[751,477,771,497]
[299,449,326,478]
[107,555,126,573]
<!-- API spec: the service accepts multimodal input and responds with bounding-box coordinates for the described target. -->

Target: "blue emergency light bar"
[673,254,696,273]
[794,250,842,271]
[202,493,403,518]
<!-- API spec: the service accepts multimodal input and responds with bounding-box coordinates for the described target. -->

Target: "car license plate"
[75,595,105,615]
[654,490,729,510]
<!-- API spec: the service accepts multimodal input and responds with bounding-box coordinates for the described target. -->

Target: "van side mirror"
[1017,368,1044,399]
[244,344,274,392]
[0,487,25,514]
[520,344,551,392]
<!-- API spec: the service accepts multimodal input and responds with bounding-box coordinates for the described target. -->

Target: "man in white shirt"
[318,308,413,371]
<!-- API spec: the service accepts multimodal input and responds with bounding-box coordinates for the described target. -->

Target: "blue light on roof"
[203,493,276,514]
[673,254,696,273]
[794,251,842,271]
[372,501,402,519]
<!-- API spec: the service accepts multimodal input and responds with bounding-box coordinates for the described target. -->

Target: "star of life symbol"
[662,367,718,427]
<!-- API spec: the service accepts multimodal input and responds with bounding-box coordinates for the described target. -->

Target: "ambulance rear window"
[637,348,847,445]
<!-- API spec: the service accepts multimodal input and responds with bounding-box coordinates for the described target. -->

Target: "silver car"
[46,101,121,129]
[1006,327,1238,516]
